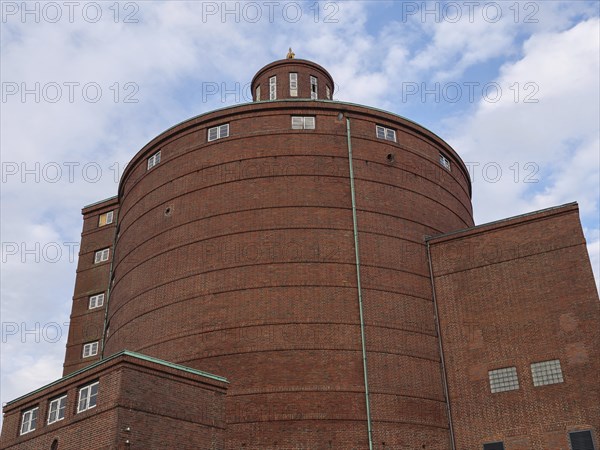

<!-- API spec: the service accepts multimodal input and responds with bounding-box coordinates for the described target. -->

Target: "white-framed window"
[289,72,298,97]
[310,76,318,99]
[147,150,161,170]
[82,341,99,358]
[98,211,114,227]
[488,366,519,393]
[88,293,105,309]
[255,85,261,101]
[208,124,229,142]
[291,116,316,130]
[20,407,38,435]
[531,359,564,387]
[439,153,451,171]
[77,381,99,413]
[47,395,67,424]
[326,85,331,100]
[269,76,276,100]
[376,125,396,142]
[94,248,110,264]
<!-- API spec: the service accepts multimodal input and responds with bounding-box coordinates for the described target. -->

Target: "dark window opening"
[483,443,505,450]
[570,431,596,450]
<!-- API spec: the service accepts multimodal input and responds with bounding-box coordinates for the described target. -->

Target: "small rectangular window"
[98,211,114,227]
[89,293,105,309]
[255,85,261,101]
[82,341,99,358]
[488,367,519,393]
[439,154,451,171]
[291,116,315,130]
[569,430,596,450]
[20,407,38,435]
[376,125,396,142]
[47,395,67,424]
[269,76,276,100]
[326,85,331,100]
[483,443,505,450]
[310,76,318,99]
[290,73,298,97]
[147,151,161,170]
[208,124,229,142]
[531,359,564,387]
[77,382,99,413]
[94,248,110,264]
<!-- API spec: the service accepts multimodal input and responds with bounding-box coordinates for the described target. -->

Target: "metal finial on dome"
[286,48,295,59]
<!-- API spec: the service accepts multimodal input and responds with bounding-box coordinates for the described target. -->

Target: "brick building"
[1,55,598,450]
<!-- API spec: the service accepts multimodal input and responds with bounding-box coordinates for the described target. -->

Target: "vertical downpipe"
[100,220,118,358]
[426,240,456,450]
[346,117,374,450]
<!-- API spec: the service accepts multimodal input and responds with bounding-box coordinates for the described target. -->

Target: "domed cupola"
[251,49,335,101]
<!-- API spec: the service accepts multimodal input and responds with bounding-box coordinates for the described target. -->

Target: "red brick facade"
[99,62,470,449]
[251,58,335,101]
[63,197,119,374]
[1,351,227,450]
[428,203,600,449]
[2,57,598,450]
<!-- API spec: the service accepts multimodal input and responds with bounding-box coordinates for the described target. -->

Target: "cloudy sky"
[1,0,598,420]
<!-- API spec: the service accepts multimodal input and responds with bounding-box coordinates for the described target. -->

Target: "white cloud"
[448,18,599,226]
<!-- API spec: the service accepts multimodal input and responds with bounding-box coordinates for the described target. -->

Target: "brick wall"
[429,203,600,449]
[251,58,335,101]
[63,197,119,375]
[96,100,472,448]
[1,352,227,450]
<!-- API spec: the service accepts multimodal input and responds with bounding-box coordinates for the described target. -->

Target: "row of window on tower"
[19,382,98,436]
[254,73,331,101]
[144,122,453,175]
[484,430,596,450]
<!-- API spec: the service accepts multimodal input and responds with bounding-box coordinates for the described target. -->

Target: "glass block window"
[483,443,505,450]
[531,359,564,386]
[488,367,519,393]
[569,430,596,450]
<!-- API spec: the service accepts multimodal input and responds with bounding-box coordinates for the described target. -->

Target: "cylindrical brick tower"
[103,56,473,449]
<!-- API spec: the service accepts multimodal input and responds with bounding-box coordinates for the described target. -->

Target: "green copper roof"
[4,350,228,407]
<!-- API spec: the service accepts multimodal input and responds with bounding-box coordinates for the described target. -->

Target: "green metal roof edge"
[119,97,472,199]
[425,201,579,242]
[4,350,227,407]
[119,350,228,383]
[155,98,450,150]
[82,195,119,210]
